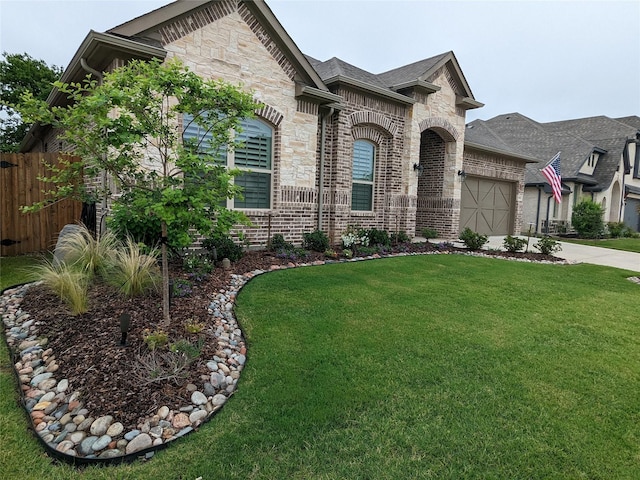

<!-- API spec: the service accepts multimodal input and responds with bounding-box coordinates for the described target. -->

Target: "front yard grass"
[560,236,640,253]
[1,255,639,479]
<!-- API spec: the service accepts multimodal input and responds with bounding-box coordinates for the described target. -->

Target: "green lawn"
[0,255,43,290]
[1,255,639,479]
[560,237,640,253]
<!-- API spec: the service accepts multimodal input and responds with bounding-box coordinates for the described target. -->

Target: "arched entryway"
[415,127,458,237]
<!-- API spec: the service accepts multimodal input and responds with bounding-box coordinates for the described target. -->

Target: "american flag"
[541,152,562,204]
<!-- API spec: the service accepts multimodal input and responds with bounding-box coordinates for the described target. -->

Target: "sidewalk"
[485,236,640,273]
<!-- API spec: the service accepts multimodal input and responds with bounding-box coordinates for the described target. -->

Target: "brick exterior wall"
[24,1,532,247]
[463,148,527,234]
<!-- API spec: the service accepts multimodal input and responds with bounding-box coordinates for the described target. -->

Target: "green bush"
[202,234,244,262]
[421,227,439,239]
[108,190,191,253]
[365,228,390,248]
[607,222,626,238]
[390,231,410,245]
[268,233,293,252]
[502,235,527,253]
[302,230,330,252]
[534,236,562,255]
[458,228,488,250]
[572,200,605,239]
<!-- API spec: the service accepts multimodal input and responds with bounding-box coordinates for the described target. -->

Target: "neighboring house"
[21,0,532,244]
[466,114,640,234]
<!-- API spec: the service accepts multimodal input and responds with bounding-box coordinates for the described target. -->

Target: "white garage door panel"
[460,177,514,235]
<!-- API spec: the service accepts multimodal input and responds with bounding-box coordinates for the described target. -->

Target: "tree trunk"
[160,221,171,327]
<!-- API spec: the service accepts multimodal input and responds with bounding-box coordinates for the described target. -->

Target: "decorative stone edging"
[1,250,570,463]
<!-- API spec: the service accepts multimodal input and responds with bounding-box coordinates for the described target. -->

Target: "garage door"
[460,176,514,235]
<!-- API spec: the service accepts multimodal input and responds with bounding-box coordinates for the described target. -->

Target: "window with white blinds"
[352,139,375,211]
[182,114,272,209]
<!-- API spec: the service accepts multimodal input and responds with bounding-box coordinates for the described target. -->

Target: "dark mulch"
[15,243,561,433]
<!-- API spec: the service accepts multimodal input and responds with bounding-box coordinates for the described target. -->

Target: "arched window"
[352,140,375,211]
[183,115,273,209]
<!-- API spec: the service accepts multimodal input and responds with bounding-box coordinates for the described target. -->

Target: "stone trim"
[419,117,459,142]
[237,3,297,80]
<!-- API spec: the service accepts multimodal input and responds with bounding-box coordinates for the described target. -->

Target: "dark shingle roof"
[615,116,640,131]
[309,56,390,90]
[467,113,640,190]
[465,120,533,159]
[376,52,449,87]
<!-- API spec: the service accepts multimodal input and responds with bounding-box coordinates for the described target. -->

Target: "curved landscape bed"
[1,243,566,463]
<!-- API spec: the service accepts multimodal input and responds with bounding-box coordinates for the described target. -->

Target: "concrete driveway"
[486,236,640,273]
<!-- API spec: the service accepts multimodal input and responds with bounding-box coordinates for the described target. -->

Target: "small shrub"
[182,252,213,276]
[607,222,626,238]
[202,234,244,262]
[275,246,310,263]
[324,249,338,259]
[357,246,378,256]
[107,237,161,298]
[341,226,369,252]
[34,260,89,315]
[342,248,353,258]
[458,228,488,250]
[534,236,562,255]
[437,241,454,250]
[173,279,193,298]
[133,349,191,386]
[390,231,410,245]
[268,233,293,252]
[572,200,605,238]
[303,229,330,252]
[365,228,390,248]
[169,338,203,361]
[502,235,527,253]
[184,319,205,334]
[421,228,439,239]
[142,329,169,351]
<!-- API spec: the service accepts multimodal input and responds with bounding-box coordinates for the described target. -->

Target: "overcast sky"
[1,0,638,123]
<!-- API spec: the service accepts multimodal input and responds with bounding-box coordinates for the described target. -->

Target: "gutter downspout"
[80,59,106,237]
[318,107,334,231]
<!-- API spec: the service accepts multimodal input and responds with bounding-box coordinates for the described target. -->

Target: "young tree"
[0,52,62,151]
[18,58,260,326]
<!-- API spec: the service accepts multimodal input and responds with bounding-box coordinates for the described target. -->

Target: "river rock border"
[1,250,569,464]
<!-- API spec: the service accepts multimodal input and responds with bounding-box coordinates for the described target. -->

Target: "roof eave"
[464,141,538,163]
[456,96,484,110]
[324,75,415,105]
[391,80,440,95]
[295,84,343,105]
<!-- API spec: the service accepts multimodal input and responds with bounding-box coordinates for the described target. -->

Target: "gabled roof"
[466,112,640,191]
[107,0,331,95]
[307,50,482,109]
[307,56,416,105]
[378,51,482,108]
[464,120,537,163]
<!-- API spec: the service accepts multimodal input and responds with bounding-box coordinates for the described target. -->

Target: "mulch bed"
[15,243,562,433]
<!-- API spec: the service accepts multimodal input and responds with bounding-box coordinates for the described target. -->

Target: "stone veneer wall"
[155,1,322,247]
[463,148,527,235]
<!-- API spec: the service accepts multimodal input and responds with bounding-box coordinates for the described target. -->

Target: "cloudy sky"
[1,0,638,123]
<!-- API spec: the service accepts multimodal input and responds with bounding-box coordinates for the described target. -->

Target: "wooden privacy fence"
[0,153,83,256]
